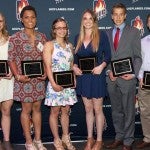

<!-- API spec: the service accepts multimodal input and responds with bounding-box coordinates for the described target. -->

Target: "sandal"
[25,143,37,150]
[54,139,65,150]
[62,135,76,150]
[33,139,47,150]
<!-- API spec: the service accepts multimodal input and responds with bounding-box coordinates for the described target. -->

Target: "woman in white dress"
[43,18,77,150]
[0,12,14,150]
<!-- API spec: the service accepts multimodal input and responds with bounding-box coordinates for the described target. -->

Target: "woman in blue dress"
[73,9,111,150]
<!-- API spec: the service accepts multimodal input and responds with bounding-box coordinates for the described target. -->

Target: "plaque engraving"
[21,60,44,78]
[78,56,96,73]
[142,71,150,89]
[0,60,9,77]
[111,57,134,77]
[53,70,74,88]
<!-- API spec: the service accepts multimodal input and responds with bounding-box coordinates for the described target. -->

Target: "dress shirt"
[113,23,126,42]
[138,35,150,79]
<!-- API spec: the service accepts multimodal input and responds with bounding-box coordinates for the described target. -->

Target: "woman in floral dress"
[8,6,47,150]
[43,18,77,150]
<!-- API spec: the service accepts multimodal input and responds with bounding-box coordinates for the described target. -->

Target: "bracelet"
[15,74,20,81]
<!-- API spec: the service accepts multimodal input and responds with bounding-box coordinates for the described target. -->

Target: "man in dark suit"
[105,3,142,150]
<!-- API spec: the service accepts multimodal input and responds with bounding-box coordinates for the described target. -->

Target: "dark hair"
[51,18,69,42]
[111,3,127,14]
[20,5,37,18]
[146,13,150,31]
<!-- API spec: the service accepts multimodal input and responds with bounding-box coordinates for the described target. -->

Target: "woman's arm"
[43,41,63,92]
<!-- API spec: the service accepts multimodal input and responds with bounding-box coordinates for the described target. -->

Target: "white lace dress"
[45,41,77,106]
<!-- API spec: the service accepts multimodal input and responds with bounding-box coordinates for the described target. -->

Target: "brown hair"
[146,13,150,31]
[51,18,69,43]
[111,3,127,14]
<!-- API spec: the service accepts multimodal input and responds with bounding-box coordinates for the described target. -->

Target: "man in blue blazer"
[106,3,142,150]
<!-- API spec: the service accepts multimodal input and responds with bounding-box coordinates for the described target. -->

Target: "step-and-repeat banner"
[0,0,149,143]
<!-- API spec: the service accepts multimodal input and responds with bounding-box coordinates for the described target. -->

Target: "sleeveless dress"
[0,41,14,102]
[45,41,77,106]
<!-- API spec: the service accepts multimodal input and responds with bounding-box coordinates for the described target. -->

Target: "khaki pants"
[138,87,150,143]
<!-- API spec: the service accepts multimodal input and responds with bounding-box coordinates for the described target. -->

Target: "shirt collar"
[114,23,126,31]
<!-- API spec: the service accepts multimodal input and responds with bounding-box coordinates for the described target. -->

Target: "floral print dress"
[45,41,77,106]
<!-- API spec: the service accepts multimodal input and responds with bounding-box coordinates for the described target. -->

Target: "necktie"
[114,28,120,50]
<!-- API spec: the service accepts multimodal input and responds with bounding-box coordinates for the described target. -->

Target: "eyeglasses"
[54,27,67,30]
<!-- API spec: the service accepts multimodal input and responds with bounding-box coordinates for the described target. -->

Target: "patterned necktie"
[114,28,120,50]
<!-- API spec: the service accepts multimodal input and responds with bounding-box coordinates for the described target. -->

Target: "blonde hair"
[75,9,99,53]
[0,12,9,40]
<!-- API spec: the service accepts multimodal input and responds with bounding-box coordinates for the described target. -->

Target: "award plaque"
[21,60,44,78]
[78,56,96,73]
[53,70,74,88]
[111,57,134,77]
[142,71,150,89]
[0,60,9,77]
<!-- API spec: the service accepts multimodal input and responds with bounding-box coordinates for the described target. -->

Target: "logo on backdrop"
[16,0,29,21]
[132,0,139,3]
[55,0,64,4]
[93,0,107,20]
[131,16,144,36]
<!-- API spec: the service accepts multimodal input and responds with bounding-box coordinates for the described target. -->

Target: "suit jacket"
[106,25,142,77]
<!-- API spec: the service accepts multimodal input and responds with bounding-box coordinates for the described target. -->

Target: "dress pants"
[107,77,136,146]
[138,87,150,143]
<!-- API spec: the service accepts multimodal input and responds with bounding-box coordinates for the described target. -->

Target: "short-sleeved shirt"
[8,30,47,102]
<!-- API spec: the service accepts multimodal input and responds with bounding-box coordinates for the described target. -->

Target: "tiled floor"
[13,139,150,150]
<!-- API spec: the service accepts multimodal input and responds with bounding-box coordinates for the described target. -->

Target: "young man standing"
[106,3,142,150]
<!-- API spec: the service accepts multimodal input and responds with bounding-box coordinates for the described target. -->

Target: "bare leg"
[1,100,13,141]
[61,105,70,136]
[93,98,104,141]
[21,102,33,144]
[49,106,61,141]
[82,97,94,138]
[32,100,42,141]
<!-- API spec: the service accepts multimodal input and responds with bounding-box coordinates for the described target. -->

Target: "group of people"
[0,2,150,150]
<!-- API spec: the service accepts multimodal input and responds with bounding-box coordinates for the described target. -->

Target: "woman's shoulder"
[99,30,109,39]
[43,40,54,54]
[67,42,73,48]
[10,31,21,38]
[36,31,47,39]
[44,40,54,48]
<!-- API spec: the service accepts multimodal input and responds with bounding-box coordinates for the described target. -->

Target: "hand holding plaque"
[111,57,134,77]
[142,71,150,89]
[0,60,9,77]
[21,60,44,78]
[53,70,74,88]
[78,56,96,74]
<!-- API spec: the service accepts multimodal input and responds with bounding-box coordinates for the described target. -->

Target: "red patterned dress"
[8,30,47,102]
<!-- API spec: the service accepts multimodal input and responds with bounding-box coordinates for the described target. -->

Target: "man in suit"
[105,3,142,150]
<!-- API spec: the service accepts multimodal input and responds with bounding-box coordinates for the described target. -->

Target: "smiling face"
[111,8,126,26]
[82,12,94,30]
[21,10,37,29]
[53,21,68,39]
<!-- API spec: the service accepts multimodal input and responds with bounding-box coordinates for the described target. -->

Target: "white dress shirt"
[138,35,150,79]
